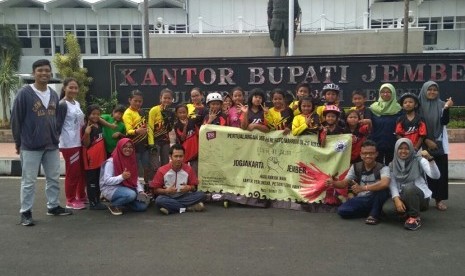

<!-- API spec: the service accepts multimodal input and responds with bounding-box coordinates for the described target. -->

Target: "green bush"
[449,106,465,121]
[89,92,119,114]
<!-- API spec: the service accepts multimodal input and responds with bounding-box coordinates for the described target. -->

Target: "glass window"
[121,37,130,54]
[90,38,98,54]
[40,38,51,48]
[108,38,117,54]
[443,17,454,29]
[133,25,141,37]
[77,38,86,53]
[100,25,109,37]
[19,38,32,48]
[134,37,142,54]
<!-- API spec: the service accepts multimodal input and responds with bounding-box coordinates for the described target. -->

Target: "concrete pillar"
[321,14,326,31]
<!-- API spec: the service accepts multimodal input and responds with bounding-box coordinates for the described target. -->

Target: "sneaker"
[77,198,89,204]
[20,210,34,226]
[187,202,205,212]
[159,207,169,215]
[47,206,73,216]
[108,205,123,216]
[404,216,421,230]
[89,202,107,210]
[66,202,86,210]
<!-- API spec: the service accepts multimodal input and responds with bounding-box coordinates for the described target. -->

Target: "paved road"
[1,178,465,276]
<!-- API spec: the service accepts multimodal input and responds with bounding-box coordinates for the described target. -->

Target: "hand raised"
[122,167,131,180]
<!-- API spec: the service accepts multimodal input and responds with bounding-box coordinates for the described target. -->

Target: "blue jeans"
[155,191,206,214]
[111,186,148,212]
[20,149,61,212]
[337,190,389,219]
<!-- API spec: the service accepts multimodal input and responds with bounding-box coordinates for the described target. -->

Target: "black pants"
[427,154,448,201]
[86,168,101,204]
[383,185,429,218]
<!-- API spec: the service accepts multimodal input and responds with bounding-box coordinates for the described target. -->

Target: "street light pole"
[403,0,409,53]
[143,0,150,58]
[288,0,295,56]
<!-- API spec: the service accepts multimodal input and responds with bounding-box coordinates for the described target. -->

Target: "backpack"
[353,161,384,184]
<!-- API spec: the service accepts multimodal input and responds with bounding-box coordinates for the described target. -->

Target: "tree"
[53,32,92,109]
[0,25,22,128]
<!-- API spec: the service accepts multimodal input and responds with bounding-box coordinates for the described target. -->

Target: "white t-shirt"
[59,100,85,148]
[30,84,50,109]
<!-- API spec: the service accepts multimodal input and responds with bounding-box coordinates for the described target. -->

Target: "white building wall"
[187,0,369,32]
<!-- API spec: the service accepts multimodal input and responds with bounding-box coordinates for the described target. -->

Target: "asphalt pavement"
[1,178,464,276]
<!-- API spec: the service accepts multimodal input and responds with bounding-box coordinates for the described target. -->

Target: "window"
[419,18,438,45]
[90,38,98,54]
[53,25,64,37]
[122,25,131,37]
[443,17,454,30]
[19,38,32,48]
[100,25,109,37]
[133,25,142,37]
[108,38,117,54]
[40,25,51,37]
[134,37,142,54]
[29,24,39,37]
[78,38,86,53]
[40,38,51,48]
[121,38,130,54]
[88,25,97,37]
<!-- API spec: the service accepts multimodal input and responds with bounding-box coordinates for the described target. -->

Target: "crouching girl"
[100,138,150,215]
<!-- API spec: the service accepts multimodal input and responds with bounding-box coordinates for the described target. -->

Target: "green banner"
[198,125,352,204]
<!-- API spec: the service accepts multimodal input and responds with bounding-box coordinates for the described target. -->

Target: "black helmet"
[398,92,420,106]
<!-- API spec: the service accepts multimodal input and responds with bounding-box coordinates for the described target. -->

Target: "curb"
[0,158,66,176]
[1,158,464,180]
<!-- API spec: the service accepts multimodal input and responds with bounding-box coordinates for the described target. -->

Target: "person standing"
[57,77,87,210]
[369,83,402,165]
[418,81,453,211]
[11,59,72,226]
[267,0,301,56]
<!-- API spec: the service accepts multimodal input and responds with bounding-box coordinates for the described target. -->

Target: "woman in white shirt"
[382,138,440,231]
[57,78,86,210]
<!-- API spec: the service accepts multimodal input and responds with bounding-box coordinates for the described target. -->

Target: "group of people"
[12,59,453,231]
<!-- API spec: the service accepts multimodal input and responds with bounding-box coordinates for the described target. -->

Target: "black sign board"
[84,53,465,108]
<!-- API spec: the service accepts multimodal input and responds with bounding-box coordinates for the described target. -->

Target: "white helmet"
[206,92,223,104]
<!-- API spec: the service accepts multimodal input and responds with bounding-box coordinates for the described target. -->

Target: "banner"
[198,125,352,204]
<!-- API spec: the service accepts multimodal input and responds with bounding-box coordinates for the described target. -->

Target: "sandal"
[436,201,448,211]
[365,216,379,225]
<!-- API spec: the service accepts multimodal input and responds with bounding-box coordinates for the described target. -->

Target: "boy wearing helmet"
[204,92,228,126]
[395,93,427,151]
[316,83,346,128]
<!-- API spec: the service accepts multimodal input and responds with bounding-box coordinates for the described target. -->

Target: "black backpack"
[353,161,385,184]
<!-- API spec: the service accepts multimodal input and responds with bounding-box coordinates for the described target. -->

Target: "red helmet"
[322,105,341,116]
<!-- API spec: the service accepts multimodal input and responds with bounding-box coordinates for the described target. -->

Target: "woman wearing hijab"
[382,139,439,230]
[369,83,403,165]
[100,138,149,215]
[418,81,454,211]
